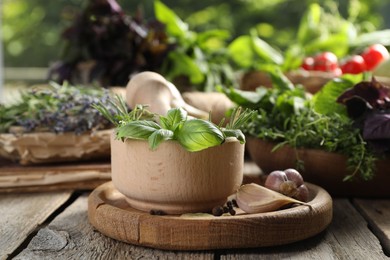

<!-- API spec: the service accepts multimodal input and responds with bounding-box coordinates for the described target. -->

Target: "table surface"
[1,162,390,260]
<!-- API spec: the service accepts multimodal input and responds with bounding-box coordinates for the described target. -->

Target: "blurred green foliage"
[2,0,389,67]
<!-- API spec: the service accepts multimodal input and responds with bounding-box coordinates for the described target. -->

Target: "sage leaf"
[176,119,224,152]
[148,129,174,150]
[223,129,246,144]
[116,120,161,140]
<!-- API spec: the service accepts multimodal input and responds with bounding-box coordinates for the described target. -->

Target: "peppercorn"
[227,200,233,209]
[223,206,229,213]
[212,206,224,216]
[232,199,238,208]
[229,209,236,216]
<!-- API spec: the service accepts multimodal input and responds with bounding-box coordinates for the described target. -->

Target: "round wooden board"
[88,181,332,250]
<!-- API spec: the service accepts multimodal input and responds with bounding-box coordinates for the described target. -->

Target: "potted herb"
[94,98,255,214]
[221,70,390,197]
[0,82,116,164]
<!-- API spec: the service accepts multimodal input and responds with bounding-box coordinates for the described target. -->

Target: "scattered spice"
[212,199,239,217]
[150,209,166,216]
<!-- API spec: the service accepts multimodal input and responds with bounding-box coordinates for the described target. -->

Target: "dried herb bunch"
[49,0,173,87]
[0,82,115,134]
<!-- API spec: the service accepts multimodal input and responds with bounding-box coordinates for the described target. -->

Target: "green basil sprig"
[94,96,255,152]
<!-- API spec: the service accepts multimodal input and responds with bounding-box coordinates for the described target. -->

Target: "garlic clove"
[284,168,304,186]
[295,184,309,202]
[236,183,311,214]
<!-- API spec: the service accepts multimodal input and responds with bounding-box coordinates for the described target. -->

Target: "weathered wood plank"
[353,199,390,254]
[15,194,214,259]
[221,199,388,260]
[0,191,72,260]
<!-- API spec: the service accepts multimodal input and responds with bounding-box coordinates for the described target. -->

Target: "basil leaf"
[223,129,246,144]
[148,129,174,150]
[165,107,187,130]
[116,120,161,140]
[176,119,224,152]
[159,117,170,130]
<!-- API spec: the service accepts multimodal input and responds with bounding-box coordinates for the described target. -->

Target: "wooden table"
[1,163,390,259]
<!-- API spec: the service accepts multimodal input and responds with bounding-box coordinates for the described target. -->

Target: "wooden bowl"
[246,138,390,198]
[240,70,390,94]
[240,70,335,94]
[110,135,244,214]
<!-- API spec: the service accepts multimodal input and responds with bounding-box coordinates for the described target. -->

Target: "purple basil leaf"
[344,97,372,119]
[363,112,390,140]
[337,77,390,109]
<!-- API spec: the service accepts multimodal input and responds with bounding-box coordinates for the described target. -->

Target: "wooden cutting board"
[88,181,333,250]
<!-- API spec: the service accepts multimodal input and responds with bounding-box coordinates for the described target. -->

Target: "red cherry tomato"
[331,67,342,77]
[313,52,338,72]
[340,55,367,74]
[361,44,389,70]
[301,57,314,70]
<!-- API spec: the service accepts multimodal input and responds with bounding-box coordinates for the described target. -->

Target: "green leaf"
[312,74,364,115]
[228,36,255,68]
[176,119,224,152]
[167,107,187,127]
[116,120,161,140]
[256,65,294,91]
[304,30,350,57]
[159,117,170,130]
[221,87,266,108]
[223,129,246,144]
[282,44,304,71]
[352,29,390,47]
[197,29,231,51]
[148,129,174,150]
[165,51,205,84]
[250,31,284,65]
[297,3,322,45]
[154,0,188,39]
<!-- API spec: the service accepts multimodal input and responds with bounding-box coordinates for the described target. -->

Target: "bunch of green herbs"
[93,97,256,152]
[221,70,377,181]
[0,82,115,134]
